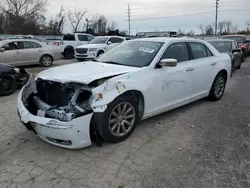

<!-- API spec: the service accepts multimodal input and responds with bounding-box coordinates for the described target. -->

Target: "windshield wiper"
[91,59,98,62]
[102,61,123,65]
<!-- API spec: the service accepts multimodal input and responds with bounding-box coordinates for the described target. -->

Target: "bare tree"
[225,20,233,33]
[218,21,226,35]
[205,25,214,35]
[186,30,195,36]
[107,21,117,31]
[232,25,238,34]
[90,14,108,35]
[198,24,204,34]
[68,9,87,32]
[44,5,65,35]
[0,0,47,34]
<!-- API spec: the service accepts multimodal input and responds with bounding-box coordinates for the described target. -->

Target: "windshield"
[90,37,108,44]
[221,36,244,43]
[208,41,232,53]
[97,40,164,67]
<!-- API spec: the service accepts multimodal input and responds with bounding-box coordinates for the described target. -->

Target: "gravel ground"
[0,58,250,188]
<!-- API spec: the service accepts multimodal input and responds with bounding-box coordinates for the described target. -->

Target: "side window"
[160,42,189,63]
[2,42,22,51]
[87,35,94,41]
[23,41,42,49]
[112,37,124,43]
[78,35,88,41]
[108,37,124,43]
[206,46,213,56]
[189,43,208,59]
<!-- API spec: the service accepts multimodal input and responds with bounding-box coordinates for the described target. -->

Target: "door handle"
[16,51,21,54]
[211,62,217,66]
[186,67,194,72]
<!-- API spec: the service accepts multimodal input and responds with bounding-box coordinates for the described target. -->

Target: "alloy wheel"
[108,102,136,137]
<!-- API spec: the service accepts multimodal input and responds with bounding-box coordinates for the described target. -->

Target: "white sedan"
[0,39,61,67]
[17,37,231,149]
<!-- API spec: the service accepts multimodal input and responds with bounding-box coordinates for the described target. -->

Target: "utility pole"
[127,4,131,36]
[215,0,219,35]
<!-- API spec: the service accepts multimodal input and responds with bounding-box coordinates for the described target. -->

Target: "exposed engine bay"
[23,76,94,122]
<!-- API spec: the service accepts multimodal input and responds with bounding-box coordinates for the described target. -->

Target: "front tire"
[64,48,74,59]
[208,72,226,101]
[95,94,139,143]
[40,55,53,67]
[97,50,104,57]
[0,74,16,96]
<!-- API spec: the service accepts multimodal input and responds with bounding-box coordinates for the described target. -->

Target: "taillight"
[54,42,60,46]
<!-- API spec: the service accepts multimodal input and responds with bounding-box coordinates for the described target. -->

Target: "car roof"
[129,37,206,43]
[207,39,234,42]
[222,34,245,37]
[2,39,41,42]
[95,36,125,39]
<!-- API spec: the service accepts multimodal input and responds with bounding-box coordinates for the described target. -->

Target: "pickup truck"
[53,33,94,59]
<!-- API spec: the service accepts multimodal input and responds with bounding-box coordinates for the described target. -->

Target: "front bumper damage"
[17,75,95,149]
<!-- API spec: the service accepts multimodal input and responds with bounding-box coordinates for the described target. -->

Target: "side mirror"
[158,58,177,67]
[107,41,112,45]
[0,48,5,52]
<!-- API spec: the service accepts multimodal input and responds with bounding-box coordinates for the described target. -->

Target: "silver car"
[0,39,62,67]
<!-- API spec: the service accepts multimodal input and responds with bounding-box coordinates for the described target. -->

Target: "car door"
[148,42,193,113]
[233,41,241,66]
[0,41,23,65]
[77,34,89,46]
[187,42,216,98]
[21,41,43,64]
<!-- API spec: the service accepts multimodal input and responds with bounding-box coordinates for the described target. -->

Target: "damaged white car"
[17,38,231,149]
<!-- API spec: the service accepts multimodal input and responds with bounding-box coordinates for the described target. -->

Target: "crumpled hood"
[38,61,139,84]
[76,44,106,49]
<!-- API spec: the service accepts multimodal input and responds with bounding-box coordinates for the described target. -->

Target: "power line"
[127,4,131,36]
[215,0,219,35]
[130,9,249,21]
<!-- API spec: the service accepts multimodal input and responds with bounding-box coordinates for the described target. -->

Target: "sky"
[46,0,250,35]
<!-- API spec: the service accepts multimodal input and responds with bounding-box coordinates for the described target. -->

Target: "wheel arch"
[41,53,54,61]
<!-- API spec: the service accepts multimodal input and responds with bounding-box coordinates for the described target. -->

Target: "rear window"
[221,36,245,43]
[63,34,75,41]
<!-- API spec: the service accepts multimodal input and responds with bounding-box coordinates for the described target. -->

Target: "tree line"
[0,0,127,36]
[178,20,250,36]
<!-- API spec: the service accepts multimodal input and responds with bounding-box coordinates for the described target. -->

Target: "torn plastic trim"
[22,75,94,122]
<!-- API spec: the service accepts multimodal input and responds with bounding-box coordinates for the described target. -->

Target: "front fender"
[89,78,143,112]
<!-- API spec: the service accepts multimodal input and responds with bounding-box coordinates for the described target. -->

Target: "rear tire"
[208,72,226,101]
[64,48,74,59]
[39,55,53,67]
[0,74,16,96]
[95,94,139,143]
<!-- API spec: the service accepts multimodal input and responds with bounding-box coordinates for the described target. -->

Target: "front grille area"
[76,48,88,54]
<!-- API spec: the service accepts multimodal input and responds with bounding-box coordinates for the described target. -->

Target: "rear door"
[232,41,241,67]
[187,42,216,98]
[77,34,90,46]
[21,41,43,64]
[0,41,23,65]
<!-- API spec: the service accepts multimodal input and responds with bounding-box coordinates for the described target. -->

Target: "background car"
[53,33,95,59]
[0,63,29,96]
[75,36,125,61]
[221,35,249,58]
[17,37,231,149]
[0,39,61,67]
[207,39,243,75]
